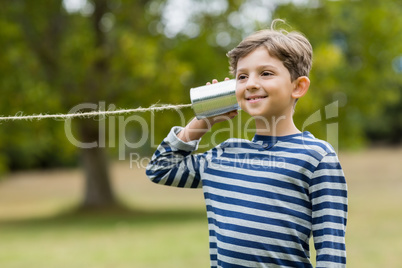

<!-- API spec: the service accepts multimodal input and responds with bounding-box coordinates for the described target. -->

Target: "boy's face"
[235,46,297,120]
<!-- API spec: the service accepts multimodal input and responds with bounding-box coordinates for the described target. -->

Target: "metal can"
[190,79,239,119]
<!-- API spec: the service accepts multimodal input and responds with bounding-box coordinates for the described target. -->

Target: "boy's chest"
[201,152,312,228]
[204,149,311,190]
[203,150,311,206]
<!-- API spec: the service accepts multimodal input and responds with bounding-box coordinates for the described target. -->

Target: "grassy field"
[0,147,401,267]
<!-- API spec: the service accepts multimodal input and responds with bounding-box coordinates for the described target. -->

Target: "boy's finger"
[229,110,238,118]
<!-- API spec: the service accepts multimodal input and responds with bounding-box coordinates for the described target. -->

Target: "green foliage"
[274,0,402,147]
[1,0,401,172]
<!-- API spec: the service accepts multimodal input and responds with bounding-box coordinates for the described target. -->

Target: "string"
[0,103,192,122]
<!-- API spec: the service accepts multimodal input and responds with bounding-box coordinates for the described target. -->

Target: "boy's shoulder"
[218,132,337,161]
[294,132,338,160]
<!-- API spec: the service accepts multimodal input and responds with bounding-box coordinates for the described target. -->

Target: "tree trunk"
[79,119,116,208]
[78,0,116,209]
[17,0,121,211]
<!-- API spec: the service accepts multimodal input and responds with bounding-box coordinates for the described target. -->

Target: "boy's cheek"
[235,89,243,102]
[235,95,243,109]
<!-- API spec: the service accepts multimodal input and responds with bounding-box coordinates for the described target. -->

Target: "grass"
[0,210,209,268]
[1,146,402,267]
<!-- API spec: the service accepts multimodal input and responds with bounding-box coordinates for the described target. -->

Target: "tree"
[10,0,116,207]
[0,0,203,209]
[1,0,401,210]
[0,0,158,208]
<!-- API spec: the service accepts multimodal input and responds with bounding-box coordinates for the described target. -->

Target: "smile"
[246,96,267,102]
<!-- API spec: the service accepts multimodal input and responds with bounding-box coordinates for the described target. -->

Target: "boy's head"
[227,19,313,82]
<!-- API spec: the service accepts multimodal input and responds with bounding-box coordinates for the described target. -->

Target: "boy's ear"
[292,76,310,99]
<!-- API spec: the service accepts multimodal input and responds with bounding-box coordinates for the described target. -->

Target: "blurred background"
[0,0,401,267]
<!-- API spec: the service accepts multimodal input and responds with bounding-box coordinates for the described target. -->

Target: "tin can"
[190,79,239,119]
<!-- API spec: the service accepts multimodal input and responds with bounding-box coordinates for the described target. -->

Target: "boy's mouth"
[245,95,268,101]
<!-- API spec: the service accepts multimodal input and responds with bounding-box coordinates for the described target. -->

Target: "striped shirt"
[146,126,348,268]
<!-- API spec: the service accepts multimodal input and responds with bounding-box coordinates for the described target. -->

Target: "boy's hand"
[177,78,238,142]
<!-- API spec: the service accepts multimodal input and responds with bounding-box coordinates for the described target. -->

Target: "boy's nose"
[246,76,260,91]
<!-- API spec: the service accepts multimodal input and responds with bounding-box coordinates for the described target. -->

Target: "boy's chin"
[248,111,286,121]
[239,106,284,119]
[240,107,266,117]
[246,112,271,120]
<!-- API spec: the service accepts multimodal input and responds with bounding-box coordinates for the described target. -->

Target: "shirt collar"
[252,131,310,143]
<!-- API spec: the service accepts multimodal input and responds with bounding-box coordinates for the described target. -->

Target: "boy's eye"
[237,74,247,80]
[262,71,273,76]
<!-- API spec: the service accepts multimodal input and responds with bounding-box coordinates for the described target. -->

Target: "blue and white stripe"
[146,127,347,267]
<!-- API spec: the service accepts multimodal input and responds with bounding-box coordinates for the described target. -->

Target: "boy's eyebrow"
[260,64,279,70]
[237,64,279,73]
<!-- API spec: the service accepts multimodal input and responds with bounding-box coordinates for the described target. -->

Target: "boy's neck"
[254,113,301,137]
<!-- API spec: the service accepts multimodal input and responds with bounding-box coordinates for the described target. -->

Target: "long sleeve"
[309,152,348,267]
[145,126,205,188]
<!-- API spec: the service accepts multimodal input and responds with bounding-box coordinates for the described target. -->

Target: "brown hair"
[227,19,313,81]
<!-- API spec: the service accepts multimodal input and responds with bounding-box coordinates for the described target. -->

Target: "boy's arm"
[177,110,238,142]
[310,152,348,267]
[145,126,205,188]
[146,78,237,188]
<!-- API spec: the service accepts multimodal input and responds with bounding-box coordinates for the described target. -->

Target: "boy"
[146,20,347,268]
